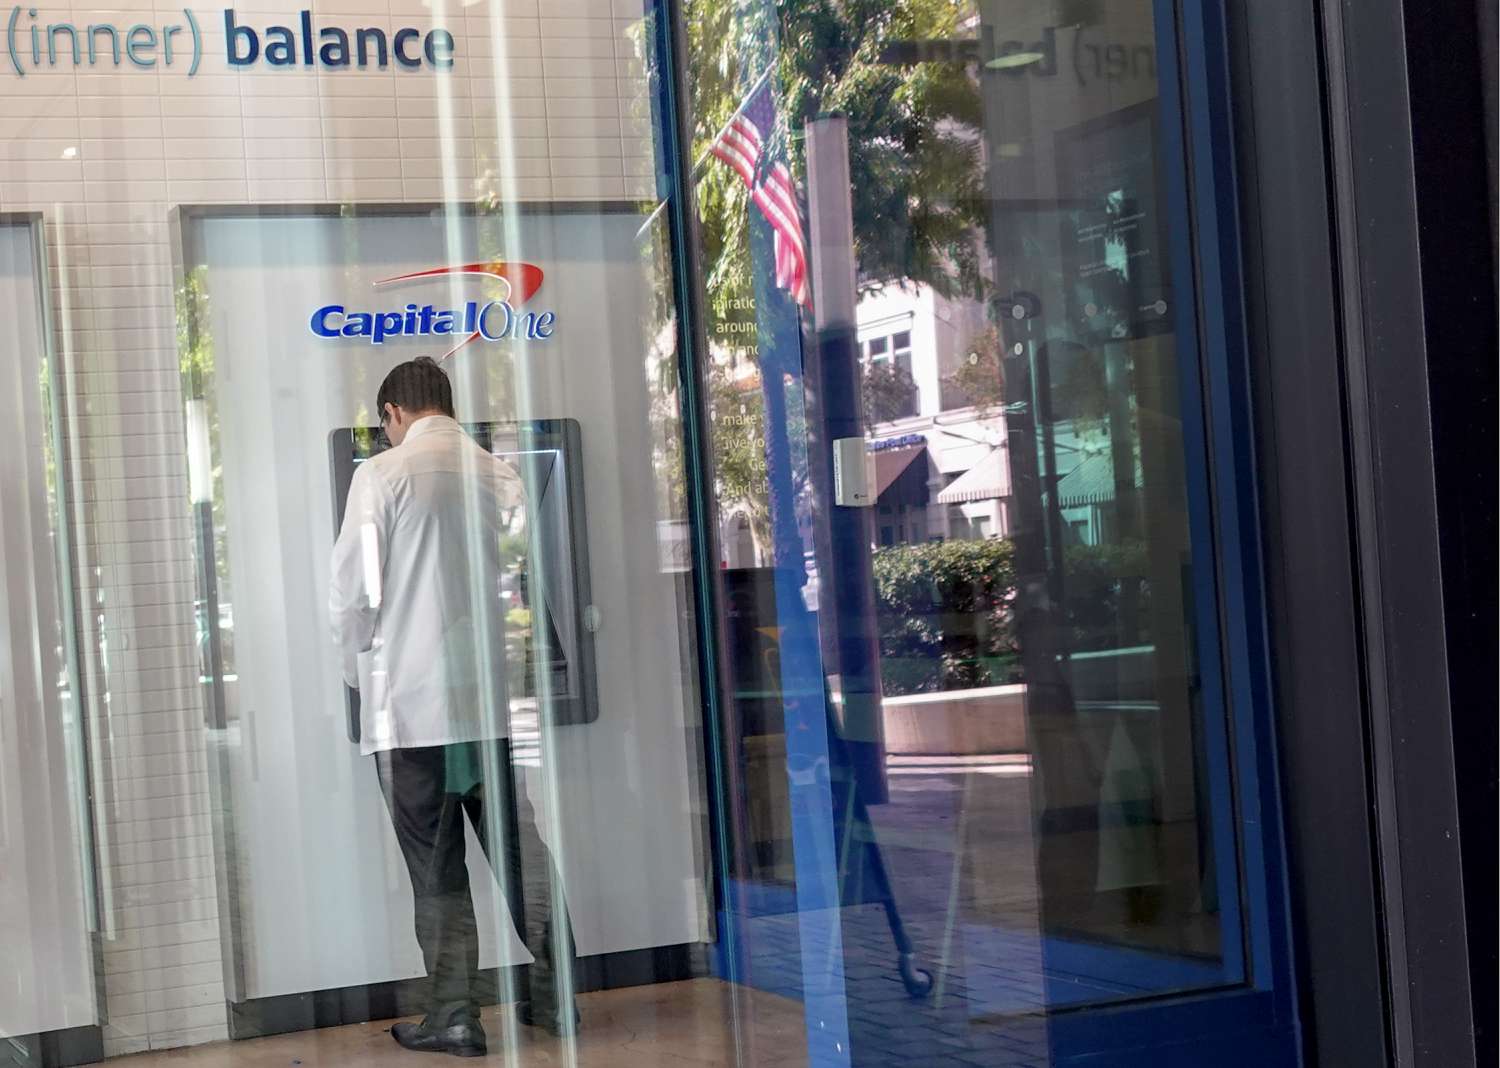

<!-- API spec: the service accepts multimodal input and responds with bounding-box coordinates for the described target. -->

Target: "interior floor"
[85,979,808,1068]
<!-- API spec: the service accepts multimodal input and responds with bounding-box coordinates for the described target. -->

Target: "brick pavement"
[735,755,1055,1065]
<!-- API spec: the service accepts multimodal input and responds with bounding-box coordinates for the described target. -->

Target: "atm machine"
[327,418,599,742]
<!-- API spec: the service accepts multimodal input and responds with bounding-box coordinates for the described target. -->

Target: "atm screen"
[328,419,598,742]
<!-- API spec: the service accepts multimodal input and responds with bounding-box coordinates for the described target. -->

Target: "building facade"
[0,0,1492,1066]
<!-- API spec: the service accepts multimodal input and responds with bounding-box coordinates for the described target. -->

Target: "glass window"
[0,1,740,1063]
[686,0,1255,1062]
[0,0,1284,1062]
[862,333,920,421]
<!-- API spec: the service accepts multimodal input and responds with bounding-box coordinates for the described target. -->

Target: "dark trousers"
[375,740,575,1026]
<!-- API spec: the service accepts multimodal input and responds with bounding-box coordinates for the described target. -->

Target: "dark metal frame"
[1227,0,1496,1065]
[648,0,745,992]
[1395,2,1498,1055]
[991,0,1306,1059]
[1222,3,1390,1064]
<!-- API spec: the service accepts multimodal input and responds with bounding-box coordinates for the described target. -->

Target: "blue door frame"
[645,0,1303,1062]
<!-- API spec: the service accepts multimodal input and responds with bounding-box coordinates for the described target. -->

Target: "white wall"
[0,0,661,1054]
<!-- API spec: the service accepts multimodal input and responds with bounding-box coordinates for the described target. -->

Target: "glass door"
[667,0,1298,1062]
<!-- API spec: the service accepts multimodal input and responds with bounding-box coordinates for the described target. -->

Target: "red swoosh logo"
[373,261,544,360]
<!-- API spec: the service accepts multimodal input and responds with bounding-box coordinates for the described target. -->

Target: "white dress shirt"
[329,414,524,755]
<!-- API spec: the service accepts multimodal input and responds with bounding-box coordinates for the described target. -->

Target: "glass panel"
[173,203,730,1050]
[686,0,1243,1061]
[0,0,1268,1060]
[1,0,802,1063]
[0,220,96,1043]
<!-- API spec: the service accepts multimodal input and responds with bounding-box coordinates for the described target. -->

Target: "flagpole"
[635,65,775,239]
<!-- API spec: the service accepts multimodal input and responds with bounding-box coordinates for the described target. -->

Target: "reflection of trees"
[177,268,213,402]
[649,341,776,552]
[708,374,772,548]
[177,268,229,588]
[687,0,993,527]
[1057,346,1110,438]
[177,267,237,679]
[873,539,1019,694]
[871,537,1151,691]
[690,0,988,305]
[944,326,1007,412]
[1064,539,1150,650]
[862,360,919,423]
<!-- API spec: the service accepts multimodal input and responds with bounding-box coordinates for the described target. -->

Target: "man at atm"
[329,356,578,1055]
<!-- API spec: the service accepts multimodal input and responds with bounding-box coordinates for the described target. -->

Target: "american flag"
[707,76,812,309]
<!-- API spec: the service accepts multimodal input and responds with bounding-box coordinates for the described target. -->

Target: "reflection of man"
[330,357,577,1056]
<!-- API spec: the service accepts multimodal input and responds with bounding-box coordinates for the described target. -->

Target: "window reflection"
[0,0,1249,1062]
[694,0,1239,1060]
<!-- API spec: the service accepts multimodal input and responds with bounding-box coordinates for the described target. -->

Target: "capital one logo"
[310,261,555,360]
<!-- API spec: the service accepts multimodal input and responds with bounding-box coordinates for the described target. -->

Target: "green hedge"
[1062,539,1152,652]
[872,539,1020,695]
[872,537,1151,694]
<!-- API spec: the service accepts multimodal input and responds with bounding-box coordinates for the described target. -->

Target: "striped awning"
[935,447,1007,504]
[1056,451,1143,508]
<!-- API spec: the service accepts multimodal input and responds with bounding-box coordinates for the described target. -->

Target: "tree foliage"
[1063,539,1151,651]
[708,372,773,548]
[870,533,1159,692]
[862,360,919,424]
[686,0,988,314]
[872,537,1018,694]
[176,268,229,584]
[943,324,1007,413]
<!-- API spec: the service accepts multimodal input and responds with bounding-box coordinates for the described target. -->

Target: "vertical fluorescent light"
[431,0,468,375]
[186,398,213,505]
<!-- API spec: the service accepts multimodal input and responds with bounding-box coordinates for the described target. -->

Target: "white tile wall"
[3,0,657,1054]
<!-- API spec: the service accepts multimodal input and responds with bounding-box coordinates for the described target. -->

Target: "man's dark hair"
[376,357,455,421]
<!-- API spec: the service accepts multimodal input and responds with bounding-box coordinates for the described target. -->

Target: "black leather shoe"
[391,1019,488,1057]
[517,1001,580,1038]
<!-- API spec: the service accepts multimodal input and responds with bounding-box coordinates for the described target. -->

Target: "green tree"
[708,370,772,547]
[176,268,238,676]
[650,353,781,554]
[943,325,1007,413]
[687,0,988,308]
[685,0,991,536]
[176,267,228,588]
